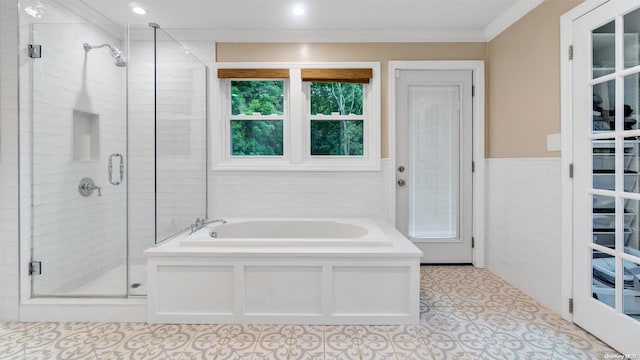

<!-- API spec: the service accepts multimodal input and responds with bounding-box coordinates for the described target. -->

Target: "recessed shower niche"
[73,109,100,161]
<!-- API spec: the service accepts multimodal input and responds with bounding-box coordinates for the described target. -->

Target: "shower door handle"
[108,153,124,185]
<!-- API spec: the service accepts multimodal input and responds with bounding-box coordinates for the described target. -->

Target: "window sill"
[211,158,381,172]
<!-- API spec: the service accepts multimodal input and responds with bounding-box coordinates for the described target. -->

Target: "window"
[213,64,380,171]
[308,82,364,156]
[230,80,285,156]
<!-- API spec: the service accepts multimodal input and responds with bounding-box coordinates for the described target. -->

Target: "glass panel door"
[573,0,640,352]
[31,23,127,297]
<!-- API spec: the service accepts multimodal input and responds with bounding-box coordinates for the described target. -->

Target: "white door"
[573,0,640,353]
[396,70,473,263]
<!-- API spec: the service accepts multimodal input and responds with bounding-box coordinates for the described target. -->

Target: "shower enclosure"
[21,0,207,298]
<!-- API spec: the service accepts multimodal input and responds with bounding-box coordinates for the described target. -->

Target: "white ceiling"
[80,0,542,42]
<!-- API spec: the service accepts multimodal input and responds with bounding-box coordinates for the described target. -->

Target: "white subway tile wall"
[486,158,563,314]
[208,160,391,220]
[0,0,20,320]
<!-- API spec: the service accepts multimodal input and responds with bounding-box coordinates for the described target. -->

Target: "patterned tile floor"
[0,266,621,360]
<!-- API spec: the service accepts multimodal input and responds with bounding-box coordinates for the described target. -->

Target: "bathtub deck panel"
[145,219,422,325]
[244,266,323,315]
[156,265,234,314]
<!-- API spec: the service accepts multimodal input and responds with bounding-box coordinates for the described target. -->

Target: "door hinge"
[29,261,42,276]
[569,298,574,313]
[472,85,475,97]
[471,237,475,248]
[568,45,573,60]
[395,69,400,78]
[569,163,574,178]
[28,44,42,59]
[472,161,475,173]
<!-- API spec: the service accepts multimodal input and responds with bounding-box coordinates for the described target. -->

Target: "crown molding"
[484,0,545,41]
[156,29,487,43]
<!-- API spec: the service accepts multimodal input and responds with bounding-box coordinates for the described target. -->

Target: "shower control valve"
[78,177,102,197]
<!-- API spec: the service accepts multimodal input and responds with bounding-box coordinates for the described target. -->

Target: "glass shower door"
[31,23,128,297]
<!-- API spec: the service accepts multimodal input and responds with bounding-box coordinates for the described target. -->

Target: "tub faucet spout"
[189,217,227,234]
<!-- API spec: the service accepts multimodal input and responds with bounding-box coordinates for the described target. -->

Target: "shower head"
[83,42,126,67]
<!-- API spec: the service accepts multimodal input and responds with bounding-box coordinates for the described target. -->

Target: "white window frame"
[212,62,381,171]
[223,78,290,165]
[302,81,372,168]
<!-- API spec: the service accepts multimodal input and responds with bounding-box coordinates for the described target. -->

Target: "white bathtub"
[180,218,391,247]
[145,218,422,325]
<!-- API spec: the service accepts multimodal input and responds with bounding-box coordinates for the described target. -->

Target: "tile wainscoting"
[486,157,562,314]
[208,160,391,221]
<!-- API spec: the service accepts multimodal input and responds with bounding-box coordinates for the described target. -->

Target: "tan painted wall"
[487,0,582,158]
[217,43,488,158]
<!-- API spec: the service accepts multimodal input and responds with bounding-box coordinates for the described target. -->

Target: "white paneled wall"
[208,160,391,220]
[486,158,562,313]
[0,0,20,320]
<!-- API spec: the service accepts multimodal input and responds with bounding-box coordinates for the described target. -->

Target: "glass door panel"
[592,194,618,249]
[408,86,460,240]
[622,258,640,320]
[31,23,127,297]
[154,28,207,243]
[592,21,616,79]
[625,8,640,69]
[592,250,616,310]
[592,80,615,132]
[126,25,156,296]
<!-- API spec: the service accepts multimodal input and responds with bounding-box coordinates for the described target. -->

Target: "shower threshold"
[66,264,147,296]
[20,297,146,323]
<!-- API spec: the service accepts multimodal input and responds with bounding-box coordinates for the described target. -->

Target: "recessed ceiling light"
[24,5,44,19]
[132,7,146,15]
[293,4,305,16]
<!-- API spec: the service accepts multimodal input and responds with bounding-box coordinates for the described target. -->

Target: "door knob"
[397,179,406,187]
[398,166,405,172]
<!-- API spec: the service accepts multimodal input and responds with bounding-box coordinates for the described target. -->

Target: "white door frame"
[388,61,485,268]
[560,0,611,322]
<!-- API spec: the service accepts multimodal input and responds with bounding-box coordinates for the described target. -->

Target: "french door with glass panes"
[573,0,640,352]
